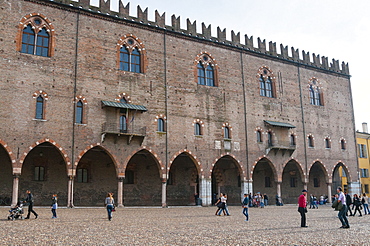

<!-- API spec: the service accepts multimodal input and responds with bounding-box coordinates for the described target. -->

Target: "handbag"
[112,205,116,212]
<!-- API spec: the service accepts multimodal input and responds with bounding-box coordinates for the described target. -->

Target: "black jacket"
[25,193,34,205]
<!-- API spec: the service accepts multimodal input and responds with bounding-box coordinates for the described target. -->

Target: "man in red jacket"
[298,189,308,227]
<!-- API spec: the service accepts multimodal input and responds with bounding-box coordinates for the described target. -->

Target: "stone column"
[199,177,212,206]
[11,174,19,206]
[67,176,74,208]
[327,182,332,204]
[241,180,253,202]
[161,179,167,208]
[117,177,124,207]
[276,182,281,198]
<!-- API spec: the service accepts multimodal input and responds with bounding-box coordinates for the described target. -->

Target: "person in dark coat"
[25,190,38,219]
[345,192,353,216]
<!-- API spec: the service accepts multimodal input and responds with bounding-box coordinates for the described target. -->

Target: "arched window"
[120,97,127,103]
[35,95,44,119]
[75,100,83,124]
[290,134,296,146]
[195,53,217,87]
[258,67,275,98]
[157,118,165,132]
[325,138,331,149]
[19,15,54,57]
[224,126,230,139]
[341,139,346,150]
[267,132,273,147]
[309,78,323,106]
[256,130,262,143]
[117,35,145,73]
[195,123,202,136]
[308,135,314,148]
[120,115,127,133]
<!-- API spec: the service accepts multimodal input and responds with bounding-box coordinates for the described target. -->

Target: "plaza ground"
[0,204,369,245]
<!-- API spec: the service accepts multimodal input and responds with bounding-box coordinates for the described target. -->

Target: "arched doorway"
[252,157,276,205]
[19,142,68,205]
[282,160,304,204]
[124,149,162,206]
[0,144,13,205]
[74,146,117,206]
[332,163,349,194]
[167,152,199,206]
[212,155,241,205]
[308,162,328,199]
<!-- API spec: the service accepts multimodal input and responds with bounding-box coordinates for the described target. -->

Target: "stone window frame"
[222,123,232,139]
[74,95,88,125]
[257,66,276,98]
[116,34,147,73]
[308,77,324,106]
[290,132,297,146]
[255,127,264,143]
[194,52,219,87]
[324,136,331,149]
[155,114,167,133]
[16,13,55,57]
[32,90,49,120]
[307,134,315,148]
[193,119,204,136]
[340,138,347,150]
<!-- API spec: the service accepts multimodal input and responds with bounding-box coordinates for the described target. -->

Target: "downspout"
[163,29,168,208]
[240,52,249,193]
[297,65,309,183]
[69,9,80,208]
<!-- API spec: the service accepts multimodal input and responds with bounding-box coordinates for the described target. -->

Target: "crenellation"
[301,50,310,64]
[268,41,277,56]
[99,0,110,13]
[202,23,212,39]
[154,10,165,28]
[321,56,329,69]
[291,47,300,61]
[171,15,181,32]
[217,27,226,41]
[137,6,148,23]
[231,31,240,44]
[330,59,340,72]
[312,53,321,67]
[341,62,349,74]
[78,0,90,8]
[118,0,130,17]
[280,44,289,59]
[257,38,266,53]
[244,35,254,49]
[186,19,196,35]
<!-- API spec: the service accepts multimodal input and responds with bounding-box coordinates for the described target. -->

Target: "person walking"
[298,189,308,227]
[25,190,38,219]
[337,187,350,229]
[217,193,230,216]
[105,193,115,221]
[51,194,58,219]
[242,194,249,221]
[214,193,226,216]
[263,193,269,206]
[351,194,362,217]
[345,192,353,216]
[362,193,370,215]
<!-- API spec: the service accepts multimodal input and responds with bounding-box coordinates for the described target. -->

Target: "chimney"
[362,122,368,133]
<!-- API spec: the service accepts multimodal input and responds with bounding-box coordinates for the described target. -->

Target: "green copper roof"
[264,120,295,128]
[101,101,147,111]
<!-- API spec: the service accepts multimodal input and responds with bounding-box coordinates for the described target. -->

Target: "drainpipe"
[162,29,168,208]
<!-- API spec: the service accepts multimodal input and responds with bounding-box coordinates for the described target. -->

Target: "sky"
[91,0,370,132]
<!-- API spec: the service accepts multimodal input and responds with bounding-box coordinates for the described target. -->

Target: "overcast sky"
[91,0,370,132]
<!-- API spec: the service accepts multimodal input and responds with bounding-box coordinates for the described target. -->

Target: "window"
[75,100,83,124]
[77,168,88,183]
[118,35,145,73]
[325,138,331,149]
[35,95,44,119]
[125,170,134,184]
[265,176,271,187]
[290,134,296,146]
[157,118,165,132]
[19,15,54,57]
[313,178,320,187]
[195,123,202,136]
[257,130,263,143]
[224,126,230,139]
[120,115,127,133]
[290,177,297,187]
[34,166,45,181]
[258,66,275,98]
[308,135,314,148]
[195,53,217,87]
[308,78,323,106]
[365,184,369,194]
[359,144,367,158]
[341,139,346,150]
[361,169,369,178]
[267,132,273,147]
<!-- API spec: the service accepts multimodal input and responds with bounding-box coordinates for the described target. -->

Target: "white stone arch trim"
[169,149,204,177]
[210,153,244,180]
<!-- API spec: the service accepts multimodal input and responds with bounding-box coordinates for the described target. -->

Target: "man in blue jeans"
[337,187,349,229]
[242,194,249,221]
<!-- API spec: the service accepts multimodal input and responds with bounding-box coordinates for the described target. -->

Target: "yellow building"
[357,123,370,196]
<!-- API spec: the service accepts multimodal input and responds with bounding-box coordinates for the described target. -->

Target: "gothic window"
[258,66,276,98]
[308,135,314,148]
[290,134,296,146]
[267,131,273,147]
[257,130,263,143]
[75,100,83,124]
[325,138,331,149]
[120,115,127,133]
[18,14,54,57]
[224,126,230,139]
[195,53,218,87]
[340,139,346,150]
[308,78,324,106]
[117,35,145,73]
[35,95,44,119]
[195,123,202,136]
[157,118,165,132]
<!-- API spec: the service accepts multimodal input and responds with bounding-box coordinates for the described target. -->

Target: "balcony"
[266,141,296,156]
[101,123,146,144]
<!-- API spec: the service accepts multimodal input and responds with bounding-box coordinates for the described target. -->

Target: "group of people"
[249,193,268,208]
[345,192,370,217]
[214,193,230,216]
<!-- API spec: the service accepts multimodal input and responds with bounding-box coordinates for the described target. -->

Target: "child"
[51,194,58,218]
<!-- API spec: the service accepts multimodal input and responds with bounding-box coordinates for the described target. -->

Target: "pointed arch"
[308,160,330,183]
[169,149,204,177]
[0,139,17,170]
[194,51,219,87]
[257,66,276,98]
[117,34,147,73]
[308,77,324,106]
[251,156,278,182]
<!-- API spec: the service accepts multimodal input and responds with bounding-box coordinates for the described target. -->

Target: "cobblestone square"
[0,205,369,245]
